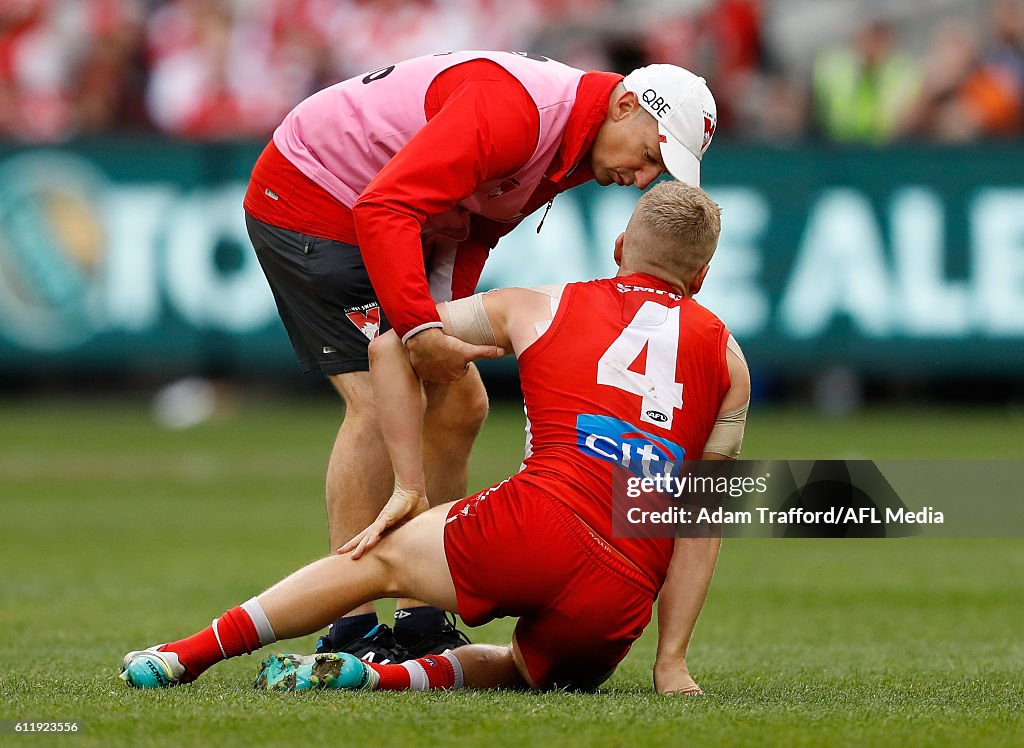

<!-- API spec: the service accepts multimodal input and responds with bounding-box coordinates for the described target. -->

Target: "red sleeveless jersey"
[514,272,732,585]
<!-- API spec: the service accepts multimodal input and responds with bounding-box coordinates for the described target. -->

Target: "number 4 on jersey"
[596,301,683,429]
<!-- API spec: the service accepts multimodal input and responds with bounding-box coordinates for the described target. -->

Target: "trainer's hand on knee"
[337,484,429,559]
[654,658,703,695]
[407,328,504,383]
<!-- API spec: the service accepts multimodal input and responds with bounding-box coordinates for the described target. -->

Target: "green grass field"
[1,398,1022,746]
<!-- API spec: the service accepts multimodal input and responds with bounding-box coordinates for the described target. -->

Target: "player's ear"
[613,232,625,266]
[689,263,710,296]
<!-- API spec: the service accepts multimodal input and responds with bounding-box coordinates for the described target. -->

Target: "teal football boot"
[120,646,188,688]
[254,652,377,691]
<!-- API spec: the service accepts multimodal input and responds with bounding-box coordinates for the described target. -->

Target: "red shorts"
[443,477,657,690]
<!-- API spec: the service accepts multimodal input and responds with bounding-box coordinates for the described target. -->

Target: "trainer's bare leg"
[325,371,392,617]
[325,366,488,618]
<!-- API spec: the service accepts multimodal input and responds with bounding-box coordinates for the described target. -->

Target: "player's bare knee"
[372,545,428,600]
[358,528,405,594]
[355,541,404,598]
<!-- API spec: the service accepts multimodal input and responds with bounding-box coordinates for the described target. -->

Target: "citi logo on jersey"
[576,414,685,480]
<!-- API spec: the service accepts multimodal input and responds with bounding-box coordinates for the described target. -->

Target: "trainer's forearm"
[353,202,439,340]
[655,536,721,662]
[368,332,426,491]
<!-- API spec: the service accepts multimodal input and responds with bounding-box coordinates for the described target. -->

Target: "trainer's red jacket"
[244,60,621,339]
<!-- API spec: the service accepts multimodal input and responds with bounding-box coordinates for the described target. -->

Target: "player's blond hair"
[624,180,721,287]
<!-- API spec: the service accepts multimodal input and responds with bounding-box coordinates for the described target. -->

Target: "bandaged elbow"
[439,295,497,346]
[704,403,748,459]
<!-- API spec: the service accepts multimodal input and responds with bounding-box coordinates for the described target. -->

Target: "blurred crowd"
[2,0,1023,144]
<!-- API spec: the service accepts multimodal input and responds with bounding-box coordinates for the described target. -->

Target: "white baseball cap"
[622,64,717,186]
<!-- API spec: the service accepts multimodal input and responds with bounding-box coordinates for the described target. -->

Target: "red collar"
[546,71,622,183]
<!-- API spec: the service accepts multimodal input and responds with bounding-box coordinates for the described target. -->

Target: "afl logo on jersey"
[646,410,668,423]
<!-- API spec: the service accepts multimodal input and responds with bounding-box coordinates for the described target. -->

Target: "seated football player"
[120,181,750,694]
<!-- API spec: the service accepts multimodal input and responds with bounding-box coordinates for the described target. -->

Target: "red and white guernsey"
[273,51,585,238]
[515,272,732,585]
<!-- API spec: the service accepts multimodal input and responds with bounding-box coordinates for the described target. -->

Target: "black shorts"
[246,214,391,375]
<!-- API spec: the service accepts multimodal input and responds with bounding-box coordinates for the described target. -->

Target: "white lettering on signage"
[780,189,893,338]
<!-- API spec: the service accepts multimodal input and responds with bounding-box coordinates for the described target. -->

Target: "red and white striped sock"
[364,652,464,691]
[160,598,276,681]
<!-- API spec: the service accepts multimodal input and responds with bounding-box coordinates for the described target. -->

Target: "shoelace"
[363,625,409,657]
[442,613,472,647]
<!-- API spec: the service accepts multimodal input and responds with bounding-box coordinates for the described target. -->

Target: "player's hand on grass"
[338,483,429,559]
[653,658,703,695]
[407,328,504,382]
